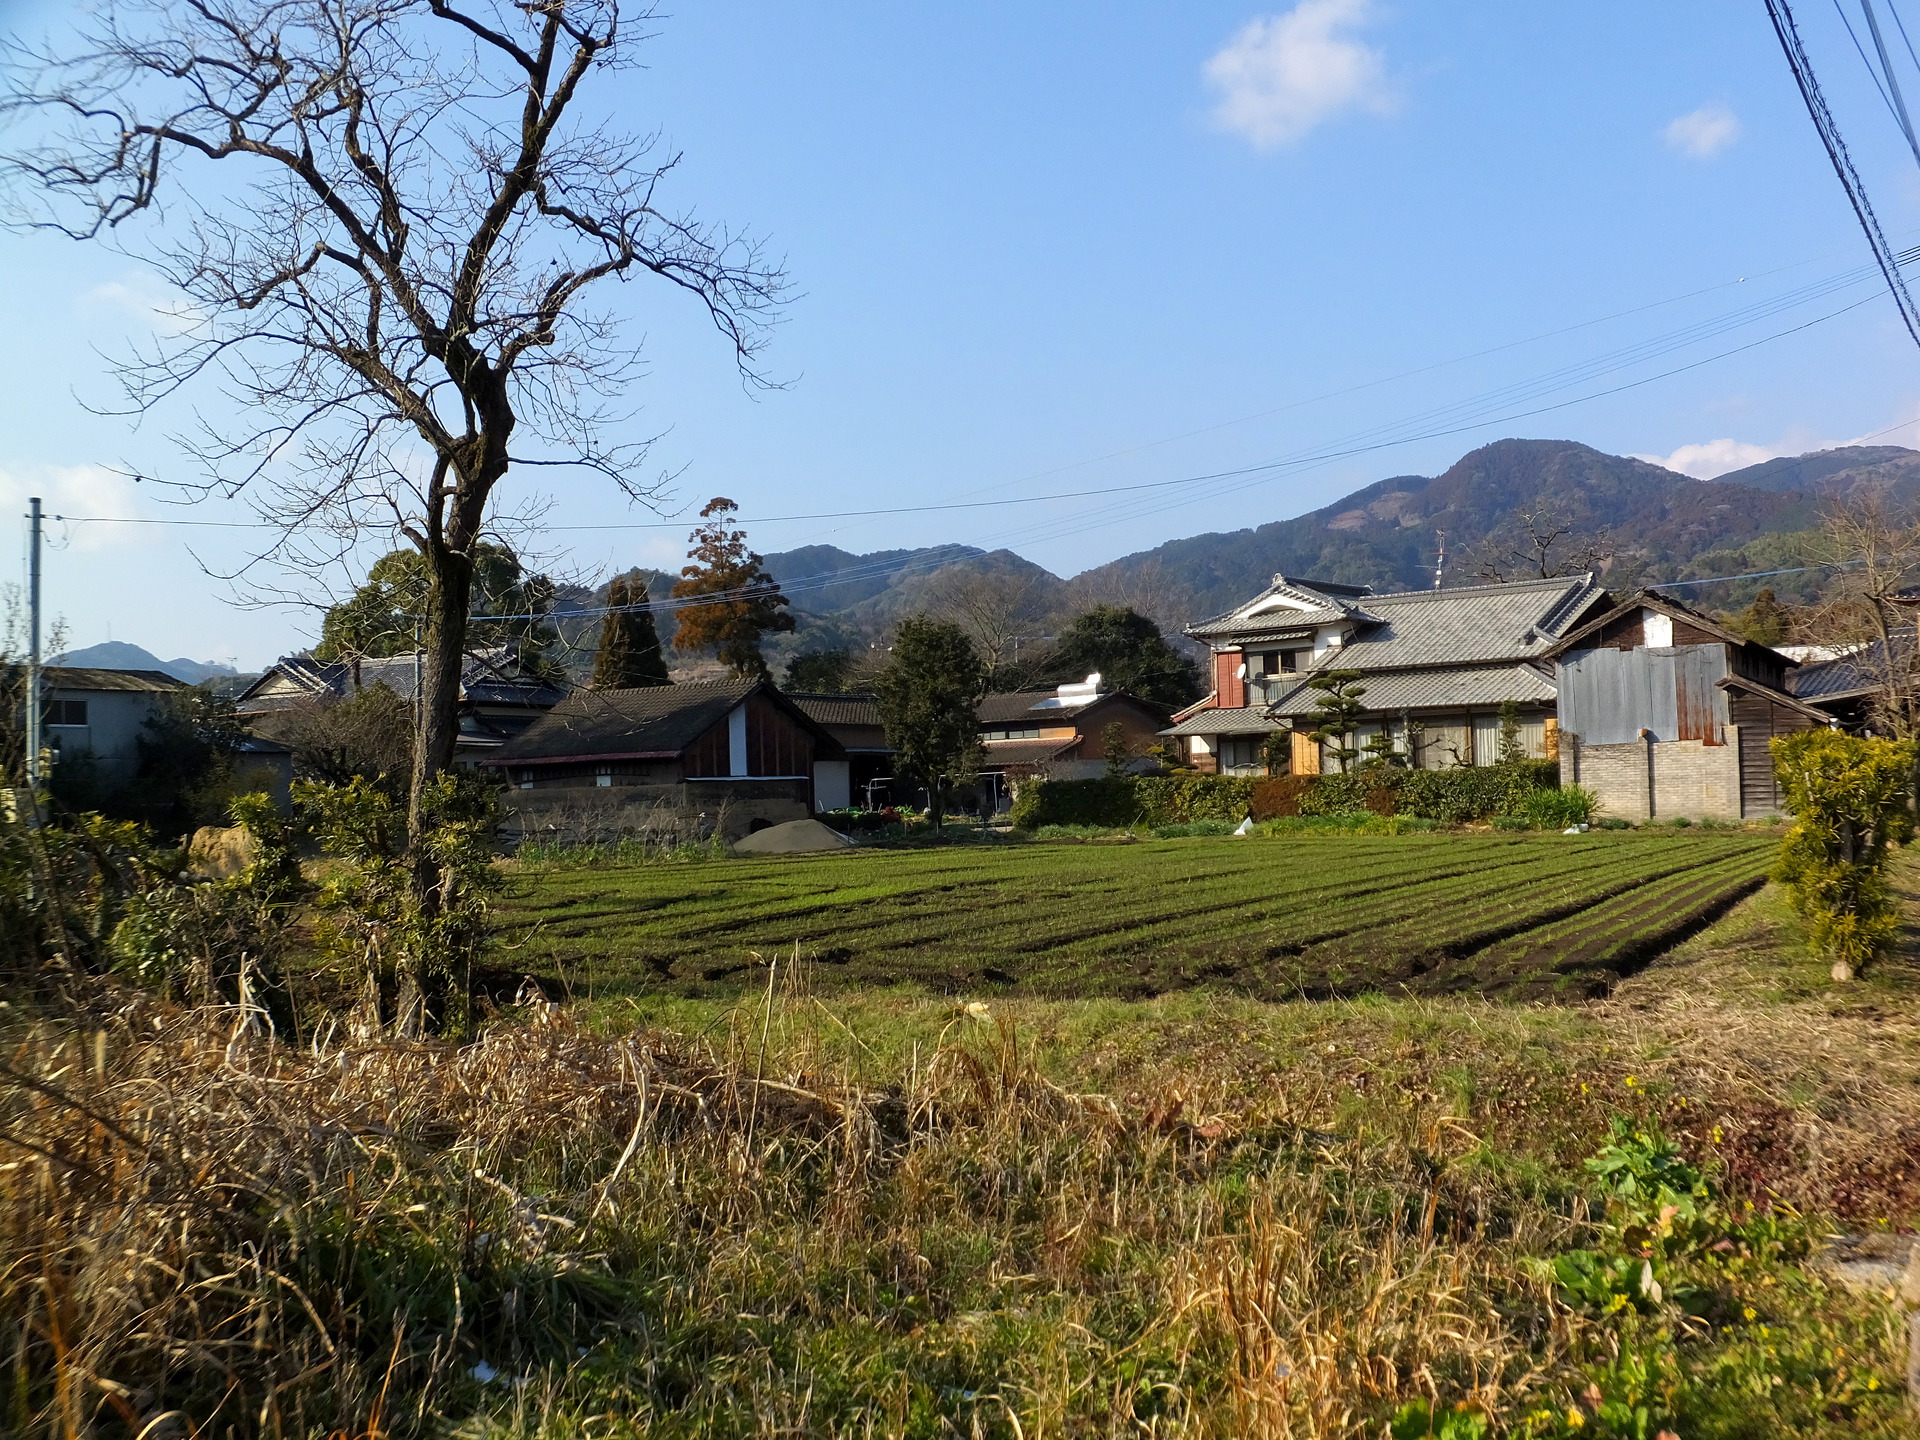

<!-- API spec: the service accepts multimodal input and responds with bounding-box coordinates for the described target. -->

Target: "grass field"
[501,831,1779,1002]
[25,834,1920,1436]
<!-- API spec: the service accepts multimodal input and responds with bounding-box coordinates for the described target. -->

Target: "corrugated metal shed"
[1557,644,1730,745]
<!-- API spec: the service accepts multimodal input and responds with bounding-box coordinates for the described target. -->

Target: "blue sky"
[5,0,1920,667]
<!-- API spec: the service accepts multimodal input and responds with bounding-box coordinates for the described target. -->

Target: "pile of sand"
[731,819,855,855]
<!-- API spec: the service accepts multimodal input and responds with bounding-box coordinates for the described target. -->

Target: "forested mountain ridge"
[548,437,1918,674]
[1071,438,1848,620]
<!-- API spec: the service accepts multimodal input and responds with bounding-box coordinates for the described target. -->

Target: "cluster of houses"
[42,566,1884,839]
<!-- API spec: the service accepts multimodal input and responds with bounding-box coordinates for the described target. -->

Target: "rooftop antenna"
[1433,530,1446,591]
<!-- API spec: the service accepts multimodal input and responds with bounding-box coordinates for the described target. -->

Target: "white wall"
[812,760,850,811]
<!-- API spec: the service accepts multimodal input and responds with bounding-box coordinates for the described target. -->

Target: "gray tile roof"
[1184,575,1373,637]
[1186,608,1356,640]
[1791,638,1906,702]
[1323,576,1607,669]
[1161,707,1286,738]
[42,666,186,693]
[977,690,1097,724]
[238,646,565,710]
[786,693,884,729]
[489,680,756,764]
[1262,664,1558,718]
[977,736,1081,767]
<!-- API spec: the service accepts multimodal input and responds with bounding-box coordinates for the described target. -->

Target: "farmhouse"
[236,646,564,764]
[1165,573,1612,774]
[1549,589,1831,819]
[785,692,894,810]
[484,679,846,843]
[40,666,186,783]
[975,675,1173,805]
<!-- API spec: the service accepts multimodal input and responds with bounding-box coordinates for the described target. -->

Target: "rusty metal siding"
[1558,644,1729,745]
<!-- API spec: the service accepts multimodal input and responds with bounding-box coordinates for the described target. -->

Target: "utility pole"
[1433,530,1447,591]
[25,497,43,789]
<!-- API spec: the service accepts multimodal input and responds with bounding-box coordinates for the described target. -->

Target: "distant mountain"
[567,437,1920,670]
[51,641,240,686]
[1076,438,1829,620]
[1713,444,1920,499]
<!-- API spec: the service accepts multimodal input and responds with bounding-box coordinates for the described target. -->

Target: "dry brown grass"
[0,976,1608,1439]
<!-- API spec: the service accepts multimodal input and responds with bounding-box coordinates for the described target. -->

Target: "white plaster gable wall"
[1642,610,1674,648]
[1313,626,1349,662]
[728,703,749,777]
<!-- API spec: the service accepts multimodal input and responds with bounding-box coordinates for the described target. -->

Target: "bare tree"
[1806,490,1920,737]
[919,564,1053,689]
[1,0,785,849]
[1471,505,1613,583]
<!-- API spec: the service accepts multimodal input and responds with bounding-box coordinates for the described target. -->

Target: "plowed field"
[502,832,1777,1001]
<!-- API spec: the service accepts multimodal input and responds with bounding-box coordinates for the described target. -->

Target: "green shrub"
[1522,785,1596,830]
[1149,819,1238,838]
[1771,728,1917,979]
[1007,778,1138,830]
[1133,773,1258,825]
[1596,816,1632,830]
[1301,762,1560,824]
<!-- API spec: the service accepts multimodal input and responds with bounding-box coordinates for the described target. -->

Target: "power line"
[1768,0,1920,348]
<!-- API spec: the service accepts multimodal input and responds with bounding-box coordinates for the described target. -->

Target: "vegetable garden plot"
[502,834,1778,1001]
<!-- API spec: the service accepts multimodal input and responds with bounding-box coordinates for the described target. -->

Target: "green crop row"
[502,833,1778,1000]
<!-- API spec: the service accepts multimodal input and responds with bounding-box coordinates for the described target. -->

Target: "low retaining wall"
[501,779,810,845]
[1561,731,1749,820]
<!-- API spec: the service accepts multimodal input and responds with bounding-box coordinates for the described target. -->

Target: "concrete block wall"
[1562,731,1743,820]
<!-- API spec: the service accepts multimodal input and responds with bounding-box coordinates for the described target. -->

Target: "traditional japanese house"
[484,679,845,842]
[237,646,564,763]
[972,674,1173,807]
[1165,573,1613,774]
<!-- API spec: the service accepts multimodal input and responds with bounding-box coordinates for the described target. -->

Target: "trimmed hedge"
[1009,760,1562,831]
[1133,774,1257,825]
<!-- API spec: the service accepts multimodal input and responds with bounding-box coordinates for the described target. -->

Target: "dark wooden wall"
[683,721,730,778]
[744,694,815,776]
[1729,689,1817,813]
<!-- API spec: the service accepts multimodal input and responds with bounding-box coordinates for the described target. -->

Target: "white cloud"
[80,275,208,338]
[0,464,151,554]
[1632,438,1782,479]
[1664,105,1742,160]
[1203,0,1394,150]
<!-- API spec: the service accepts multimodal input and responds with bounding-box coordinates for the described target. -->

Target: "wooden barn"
[486,679,845,843]
[1548,590,1832,820]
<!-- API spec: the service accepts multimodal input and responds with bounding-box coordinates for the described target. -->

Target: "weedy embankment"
[6,873,1920,1437]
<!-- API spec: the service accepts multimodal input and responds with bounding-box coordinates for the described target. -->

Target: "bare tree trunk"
[410,543,476,823]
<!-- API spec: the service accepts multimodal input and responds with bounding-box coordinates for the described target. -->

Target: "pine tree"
[1732,588,1792,647]
[670,498,795,678]
[590,575,671,689]
[874,617,986,832]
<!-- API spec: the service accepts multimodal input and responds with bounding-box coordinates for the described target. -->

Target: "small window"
[516,768,534,791]
[595,763,613,788]
[47,700,87,727]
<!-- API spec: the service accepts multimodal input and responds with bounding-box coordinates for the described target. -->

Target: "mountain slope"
[1714,445,1920,499]
[1076,438,1825,619]
[51,641,238,685]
